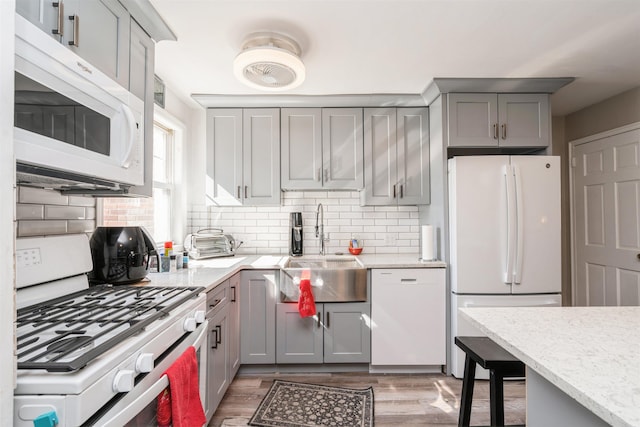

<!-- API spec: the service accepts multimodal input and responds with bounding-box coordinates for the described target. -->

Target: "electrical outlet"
[384,234,397,246]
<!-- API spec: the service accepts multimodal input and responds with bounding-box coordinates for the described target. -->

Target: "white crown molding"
[191,93,427,108]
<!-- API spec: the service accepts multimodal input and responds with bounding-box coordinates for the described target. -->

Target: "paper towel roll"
[420,225,434,261]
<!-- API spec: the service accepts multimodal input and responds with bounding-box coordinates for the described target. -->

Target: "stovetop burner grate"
[16,285,204,372]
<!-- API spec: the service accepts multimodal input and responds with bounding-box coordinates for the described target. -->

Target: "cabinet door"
[276,303,324,364]
[397,108,430,205]
[243,109,281,205]
[208,303,229,414]
[447,93,499,147]
[228,274,241,377]
[206,109,243,205]
[63,0,130,88]
[127,20,155,197]
[240,270,278,364]
[16,0,62,41]
[323,302,371,363]
[363,108,397,205]
[498,94,550,147]
[322,108,364,190]
[281,108,323,190]
[371,269,446,365]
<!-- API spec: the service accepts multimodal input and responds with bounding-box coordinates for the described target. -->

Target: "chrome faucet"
[315,203,329,255]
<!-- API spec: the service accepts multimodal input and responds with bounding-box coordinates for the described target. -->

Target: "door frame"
[568,121,640,306]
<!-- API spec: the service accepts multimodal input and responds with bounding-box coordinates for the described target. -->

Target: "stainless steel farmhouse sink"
[280,256,367,302]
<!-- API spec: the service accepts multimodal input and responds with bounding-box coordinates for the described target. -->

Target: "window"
[100,113,181,245]
[151,123,174,242]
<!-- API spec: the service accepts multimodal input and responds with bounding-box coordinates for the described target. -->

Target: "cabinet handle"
[501,123,507,140]
[209,298,221,309]
[216,325,222,344]
[67,14,79,47]
[400,184,404,199]
[244,185,248,199]
[326,311,330,328]
[400,278,418,282]
[317,313,321,328]
[52,1,64,36]
[211,328,218,349]
[230,286,236,302]
[393,184,397,198]
[237,186,241,199]
[493,123,498,139]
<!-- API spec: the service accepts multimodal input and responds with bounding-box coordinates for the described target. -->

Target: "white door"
[511,156,561,294]
[449,156,511,294]
[572,125,640,306]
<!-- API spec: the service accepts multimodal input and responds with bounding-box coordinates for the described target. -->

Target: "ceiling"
[149,0,640,116]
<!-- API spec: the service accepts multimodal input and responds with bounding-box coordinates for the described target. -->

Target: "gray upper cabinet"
[127,19,154,197]
[281,108,323,190]
[447,93,550,148]
[16,0,61,39]
[281,108,364,190]
[363,107,430,205]
[18,0,130,88]
[322,108,364,190]
[243,109,281,205]
[206,108,281,206]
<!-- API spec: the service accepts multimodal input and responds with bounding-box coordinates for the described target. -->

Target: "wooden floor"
[208,372,526,427]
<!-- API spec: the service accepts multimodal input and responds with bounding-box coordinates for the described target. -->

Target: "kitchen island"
[460,307,640,427]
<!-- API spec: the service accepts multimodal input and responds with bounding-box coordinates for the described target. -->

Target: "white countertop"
[460,307,640,427]
[144,253,445,292]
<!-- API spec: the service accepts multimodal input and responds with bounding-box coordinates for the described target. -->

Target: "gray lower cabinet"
[228,273,241,377]
[205,275,240,420]
[276,302,371,364]
[240,270,278,364]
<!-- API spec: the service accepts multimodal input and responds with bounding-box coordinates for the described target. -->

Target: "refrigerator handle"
[504,165,515,285]
[513,164,524,284]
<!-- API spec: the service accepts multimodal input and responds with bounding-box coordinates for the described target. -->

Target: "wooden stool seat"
[455,336,525,427]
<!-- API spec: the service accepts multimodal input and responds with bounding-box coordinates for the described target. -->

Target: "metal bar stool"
[455,336,525,427]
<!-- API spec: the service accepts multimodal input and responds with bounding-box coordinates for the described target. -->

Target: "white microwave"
[14,14,144,192]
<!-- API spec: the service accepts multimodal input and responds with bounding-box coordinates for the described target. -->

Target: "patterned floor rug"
[248,380,374,427]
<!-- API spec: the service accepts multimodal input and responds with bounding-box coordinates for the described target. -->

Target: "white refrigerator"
[448,155,562,378]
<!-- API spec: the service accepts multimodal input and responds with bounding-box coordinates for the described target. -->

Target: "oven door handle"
[99,321,208,427]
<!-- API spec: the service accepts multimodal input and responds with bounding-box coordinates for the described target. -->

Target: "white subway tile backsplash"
[18,220,67,236]
[19,186,68,205]
[45,206,87,220]
[188,192,420,255]
[68,220,95,234]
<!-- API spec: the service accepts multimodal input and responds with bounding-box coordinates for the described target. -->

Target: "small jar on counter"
[169,255,177,272]
[183,251,189,269]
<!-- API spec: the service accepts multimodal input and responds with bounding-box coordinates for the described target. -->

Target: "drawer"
[371,268,445,286]
[207,279,229,316]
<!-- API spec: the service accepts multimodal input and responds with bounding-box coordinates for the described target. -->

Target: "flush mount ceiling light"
[233,32,305,91]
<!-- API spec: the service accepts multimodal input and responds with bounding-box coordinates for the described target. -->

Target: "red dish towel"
[156,346,206,427]
[298,269,316,318]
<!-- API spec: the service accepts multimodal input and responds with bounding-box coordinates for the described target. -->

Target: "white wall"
[1,0,16,422]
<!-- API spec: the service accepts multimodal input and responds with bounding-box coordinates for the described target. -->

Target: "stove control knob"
[183,317,196,332]
[194,310,205,324]
[113,370,134,393]
[135,353,154,373]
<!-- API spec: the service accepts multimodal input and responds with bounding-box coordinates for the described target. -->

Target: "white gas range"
[14,234,208,427]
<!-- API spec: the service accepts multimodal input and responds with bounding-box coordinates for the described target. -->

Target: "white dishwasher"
[371,268,446,367]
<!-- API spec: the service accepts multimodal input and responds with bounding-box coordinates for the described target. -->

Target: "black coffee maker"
[289,212,303,256]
